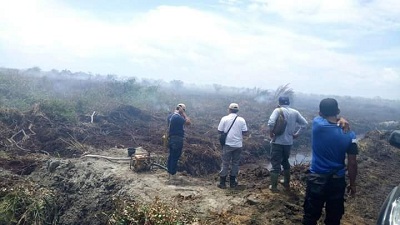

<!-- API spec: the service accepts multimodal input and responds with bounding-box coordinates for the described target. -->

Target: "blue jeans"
[270,143,291,173]
[167,136,184,175]
[219,145,242,177]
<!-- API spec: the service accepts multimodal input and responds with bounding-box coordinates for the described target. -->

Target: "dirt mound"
[346,130,400,222]
[107,105,153,124]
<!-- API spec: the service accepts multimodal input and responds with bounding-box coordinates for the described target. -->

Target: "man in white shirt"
[217,103,248,189]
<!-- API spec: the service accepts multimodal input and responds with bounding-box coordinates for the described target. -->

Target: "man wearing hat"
[302,98,358,225]
[167,103,191,181]
[267,96,308,192]
[217,103,248,189]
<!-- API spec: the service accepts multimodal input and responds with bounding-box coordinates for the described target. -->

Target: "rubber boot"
[280,170,290,189]
[167,173,179,185]
[269,172,279,192]
[230,176,237,188]
[217,176,227,189]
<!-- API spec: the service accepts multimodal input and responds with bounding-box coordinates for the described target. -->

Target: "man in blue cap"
[267,96,308,192]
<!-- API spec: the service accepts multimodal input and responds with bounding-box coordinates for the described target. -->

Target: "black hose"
[150,163,168,171]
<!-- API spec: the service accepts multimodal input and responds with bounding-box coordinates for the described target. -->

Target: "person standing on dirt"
[167,103,191,180]
[217,103,248,189]
[267,96,308,192]
[302,98,358,225]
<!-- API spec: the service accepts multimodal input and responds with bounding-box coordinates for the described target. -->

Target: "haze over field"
[0,0,399,100]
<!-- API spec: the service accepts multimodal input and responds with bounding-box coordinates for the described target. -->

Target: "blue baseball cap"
[279,96,290,105]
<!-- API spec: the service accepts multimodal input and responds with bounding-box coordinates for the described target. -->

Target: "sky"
[0,0,399,100]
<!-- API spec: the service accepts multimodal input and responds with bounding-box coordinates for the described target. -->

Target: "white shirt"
[218,113,248,148]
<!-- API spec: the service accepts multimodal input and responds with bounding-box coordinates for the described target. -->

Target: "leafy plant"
[39,99,77,123]
[0,186,58,225]
[266,83,294,110]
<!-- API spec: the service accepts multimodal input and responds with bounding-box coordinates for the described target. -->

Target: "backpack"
[272,108,287,136]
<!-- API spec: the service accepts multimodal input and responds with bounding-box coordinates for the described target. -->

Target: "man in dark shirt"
[302,98,358,225]
[167,103,191,181]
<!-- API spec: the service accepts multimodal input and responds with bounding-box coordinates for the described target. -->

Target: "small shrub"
[40,99,77,123]
[0,186,57,225]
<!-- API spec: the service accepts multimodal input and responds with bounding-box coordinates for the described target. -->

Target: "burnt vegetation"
[0,67,400,224]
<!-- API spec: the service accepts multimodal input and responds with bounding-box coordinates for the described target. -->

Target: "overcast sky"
[0,0,399,100]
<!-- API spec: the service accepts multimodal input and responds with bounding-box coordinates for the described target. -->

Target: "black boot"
[269,172,279,192]
[217,176,226,189]
[279,169,290,189]
[230,176,237,188]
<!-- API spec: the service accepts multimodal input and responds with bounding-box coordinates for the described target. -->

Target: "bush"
[0,186,57,225]
[39,99,77,123]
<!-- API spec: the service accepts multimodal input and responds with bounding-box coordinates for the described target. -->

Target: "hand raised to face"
[178,106,186,115]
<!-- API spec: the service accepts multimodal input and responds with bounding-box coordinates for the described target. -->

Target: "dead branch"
[10,129,29,142]
[91,111,96,123]
[129,132,139,145]
[207,146,215,152]
[59,133,87,152]
[6,129,33,152]
[7,138,31,152]
[375,128,383,135]
[28,123,36,135]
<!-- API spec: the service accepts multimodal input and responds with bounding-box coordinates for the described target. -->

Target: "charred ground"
[1,70,400,224]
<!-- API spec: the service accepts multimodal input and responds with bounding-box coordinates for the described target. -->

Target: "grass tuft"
[0,185,58,225]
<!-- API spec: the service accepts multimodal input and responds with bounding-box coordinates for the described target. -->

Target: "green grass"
[0,186,58,225]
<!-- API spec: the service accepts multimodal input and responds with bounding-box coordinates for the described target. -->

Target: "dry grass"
[108,196,198,225]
